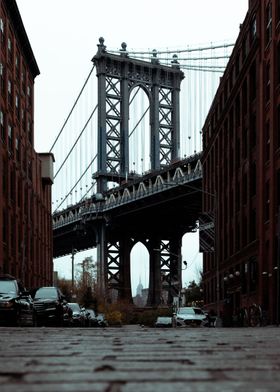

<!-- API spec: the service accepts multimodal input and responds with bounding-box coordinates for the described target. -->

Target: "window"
[250,162,256,197]
[0,109,4,142]
[7,37,12,63]
[242,173,247,205]
[277,42,280,85]
[0,18,4,44]
[235,94,240,127]
[21,67,26,92]
[2,208,7,243]
[236,180,240,212]
[277,169,280,208]
[27,120,32,143]
[8,125,13,154]
[236,138,240,168]
[249,61,256,100]
[10,167,15,201]
[265,180,270,221]
[242,128,248,159]
[249,257,258,292]
[277,0,280,23]
[277,105,280,148]
[249,209,256,242]
[15,94,20,119]
[27,85,31,107]
[250,113,257,147]
[250,16,257,42]
[265,62,270,102]
[8,79,12,106]
[15,137,20,162]
[242,80,248,115]
[15,55,20,79]
[0,63,4,95]
[266,2,272,44]
[2,156,7,195]
[265,121,270,161]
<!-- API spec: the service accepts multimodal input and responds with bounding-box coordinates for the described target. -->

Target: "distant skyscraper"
[136,278,143,297]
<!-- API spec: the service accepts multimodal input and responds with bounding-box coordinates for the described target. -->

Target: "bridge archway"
[182,231,203,287]
[130,241,149,306]
[129,86,150,175]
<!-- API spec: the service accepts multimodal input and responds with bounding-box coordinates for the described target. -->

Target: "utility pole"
[71,248,77,292]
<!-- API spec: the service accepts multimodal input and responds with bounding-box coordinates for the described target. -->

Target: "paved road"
[0,325,280,392]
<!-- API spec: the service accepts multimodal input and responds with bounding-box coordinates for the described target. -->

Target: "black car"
[33,287,65,326]
[0,274,35,326]
[155,316,173,328]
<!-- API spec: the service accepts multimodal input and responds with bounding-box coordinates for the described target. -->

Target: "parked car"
[33,287,65,326]
[176,306,207,327]
[95,313,108,327]
[63,302,73,326]
[0,274,35,326]
[84,309,98,327]
[155,316,173,328]
[67,303,86,327]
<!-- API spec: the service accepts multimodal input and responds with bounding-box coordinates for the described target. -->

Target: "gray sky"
[16,0,248,294]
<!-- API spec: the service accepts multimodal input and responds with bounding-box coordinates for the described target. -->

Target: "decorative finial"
[171,54,180,68]
[120,42,128,57]
[151,49,159,64]
[97,37,106,54]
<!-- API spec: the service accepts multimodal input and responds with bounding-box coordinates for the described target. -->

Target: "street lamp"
[71,248,78,291]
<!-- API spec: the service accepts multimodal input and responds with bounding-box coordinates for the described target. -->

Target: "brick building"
[202,0,280,324]
[0,0,54,289]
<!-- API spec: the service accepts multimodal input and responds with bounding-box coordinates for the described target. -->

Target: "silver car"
[176,307,207,327]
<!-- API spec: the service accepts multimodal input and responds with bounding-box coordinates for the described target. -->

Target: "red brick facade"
[202,0,280,324]
[0,0,53,289]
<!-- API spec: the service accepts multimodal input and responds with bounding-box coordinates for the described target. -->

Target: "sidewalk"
[0,325,279,391]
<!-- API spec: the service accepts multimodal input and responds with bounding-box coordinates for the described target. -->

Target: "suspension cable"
[129,106,150,137]
[127,54,230,62]
[79,180,97,203]
[49,65,95,152]
[107,42,234,56]
[54,104,98,179]
[53,154,98,213]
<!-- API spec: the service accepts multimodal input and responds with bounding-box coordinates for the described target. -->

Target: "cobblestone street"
[0,325,280,391]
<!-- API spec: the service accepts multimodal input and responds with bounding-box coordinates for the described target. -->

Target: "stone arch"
[130,241,149,306]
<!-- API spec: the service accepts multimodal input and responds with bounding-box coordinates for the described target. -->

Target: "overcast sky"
[16,0,248,294]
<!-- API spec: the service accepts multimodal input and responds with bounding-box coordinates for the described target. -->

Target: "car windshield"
[0,280,17,294]
[69,303,81,312]
[157,317,171,322]
[34,288,58,299]
[177,308,195,315]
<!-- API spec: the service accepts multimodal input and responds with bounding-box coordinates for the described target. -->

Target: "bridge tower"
[92,38,185,305]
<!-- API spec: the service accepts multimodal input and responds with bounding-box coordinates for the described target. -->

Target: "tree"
[75,256,97,307]
[183,280,203,306]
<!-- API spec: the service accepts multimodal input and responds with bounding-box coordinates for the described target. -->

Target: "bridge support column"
[118,236,133,303]
[147,237,183,307]
[96,221,107,299]
[147,240,162,307]
[169,237,183,305]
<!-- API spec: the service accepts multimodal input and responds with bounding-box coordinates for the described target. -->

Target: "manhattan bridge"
[51,37,233,305]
